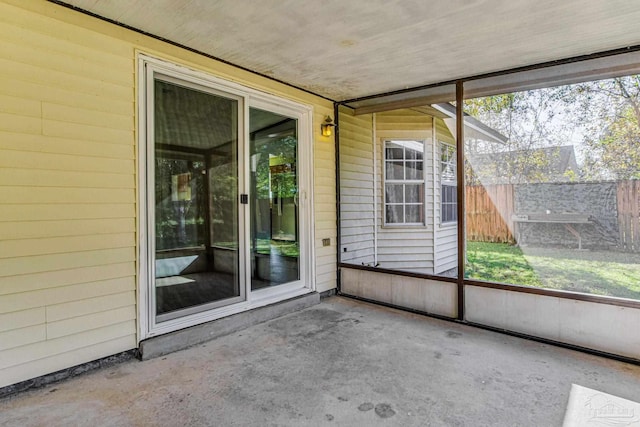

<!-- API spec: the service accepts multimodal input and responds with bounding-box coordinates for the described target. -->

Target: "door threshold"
[139,291,319,360]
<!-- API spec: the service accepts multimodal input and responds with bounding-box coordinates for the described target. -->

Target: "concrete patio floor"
[1,296,639,426]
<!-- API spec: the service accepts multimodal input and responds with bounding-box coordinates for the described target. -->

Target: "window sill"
[439,222,457,229]
[381,223,428,229]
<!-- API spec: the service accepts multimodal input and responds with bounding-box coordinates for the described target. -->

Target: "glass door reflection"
[154,78,242,321]
[249,108,300,290]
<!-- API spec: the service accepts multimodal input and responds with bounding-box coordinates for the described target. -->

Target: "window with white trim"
[440,142,457,224]
[383,140,425,225]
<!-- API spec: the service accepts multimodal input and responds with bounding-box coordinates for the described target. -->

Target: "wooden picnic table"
[511,213,593,250]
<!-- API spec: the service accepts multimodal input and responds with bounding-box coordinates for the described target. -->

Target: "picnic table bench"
[511,213,593,250]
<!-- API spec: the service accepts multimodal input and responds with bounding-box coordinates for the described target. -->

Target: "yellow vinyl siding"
[0,71,133,115]
[0,336,135,391]
[0,321,136,370]
[0,20,132,70]
[0,248,135,277]
[313,108,337,293]
[0,39,132,87]
[46,291,136,323]
[0,132,134,159]
[0,150,134,174]
[0,187,134,204]
[0,325,47,352]
[46,306,137,340]
[1,204,135,222]
[0,265,135,301]
[0,93,41,117]
[0,0,336,388]
[43,120,133,145]
[0,277,135,318]
[339,109,376,265]
[42,103,133,131]
[0,308,45,333]
[0,169,135,189]
[0,112,41,134]
[436,118,455,145]
[0,218,135,240]
[0,0,137,386]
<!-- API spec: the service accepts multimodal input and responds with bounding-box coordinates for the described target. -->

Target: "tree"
[463,88,579,184]
[463,75,640,183]
[574,76,640,180]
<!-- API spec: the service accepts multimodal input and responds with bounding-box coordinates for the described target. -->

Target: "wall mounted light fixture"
[320,116,335,137]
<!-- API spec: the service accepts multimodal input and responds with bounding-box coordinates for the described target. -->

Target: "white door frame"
[137,54,315,340]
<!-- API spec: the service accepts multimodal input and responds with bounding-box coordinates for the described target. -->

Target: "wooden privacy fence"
[617,180,640,252]
[466,181,640,252]
[465,184,515,244]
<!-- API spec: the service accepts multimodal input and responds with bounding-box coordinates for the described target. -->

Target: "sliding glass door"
[152,77,243,322]
[141,55,312,337]
[249,108,300,291]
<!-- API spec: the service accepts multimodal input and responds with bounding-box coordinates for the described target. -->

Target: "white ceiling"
[62,0,640,101]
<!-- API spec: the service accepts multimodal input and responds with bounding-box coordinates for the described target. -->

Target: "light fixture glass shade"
[321,116,334,137]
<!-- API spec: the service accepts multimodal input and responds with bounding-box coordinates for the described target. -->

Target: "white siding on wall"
[375,109,435,274]
[338,108,375,266]
[435,226,457,273]
[434,118,458,274]
[339,109,457,275]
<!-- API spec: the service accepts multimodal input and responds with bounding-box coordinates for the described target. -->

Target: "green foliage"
[464,93,520,119]
[576,77,640,180]
[464,75,640,183]
[464,89,576,184]
[584,108,640,180]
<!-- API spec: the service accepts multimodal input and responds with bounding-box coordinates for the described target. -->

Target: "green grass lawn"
[466,241,640,300]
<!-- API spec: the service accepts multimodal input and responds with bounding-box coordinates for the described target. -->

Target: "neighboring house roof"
[468,145,580,184]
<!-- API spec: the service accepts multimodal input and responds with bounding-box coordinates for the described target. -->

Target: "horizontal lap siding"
[434,118,458,273]
[435,226,458,273]
[339,109,375,266]
[0,1,136,388]
[0,0,336,387]
[375,110,434,274]
[314,107,337,293]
